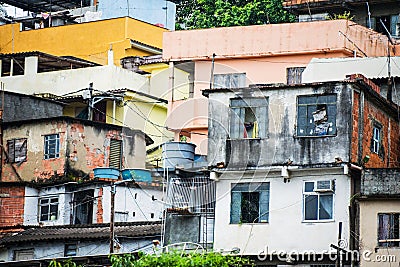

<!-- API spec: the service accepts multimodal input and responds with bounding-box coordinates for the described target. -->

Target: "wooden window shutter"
[109,139,122,169]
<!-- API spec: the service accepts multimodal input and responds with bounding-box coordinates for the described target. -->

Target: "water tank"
[162,142,196,168]
[121,169,152,182]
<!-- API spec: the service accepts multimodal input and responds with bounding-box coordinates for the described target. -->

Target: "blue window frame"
[297,94,337,136]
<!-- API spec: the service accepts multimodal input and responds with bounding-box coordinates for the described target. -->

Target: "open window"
[230,97,268,139]
[73,190,94,225]
[230,182,270,224]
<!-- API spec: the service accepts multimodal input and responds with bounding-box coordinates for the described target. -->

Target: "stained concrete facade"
[0,91,63,122]
[163,20,392,156]
[203,79,400,263]
[1,116,149,182]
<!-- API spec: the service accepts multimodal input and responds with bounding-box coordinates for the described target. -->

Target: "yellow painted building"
[0,17,167,65]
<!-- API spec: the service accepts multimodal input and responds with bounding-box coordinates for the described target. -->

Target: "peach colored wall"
[359,200,400,267]
[163,20,390,61]
[164,20,392,154]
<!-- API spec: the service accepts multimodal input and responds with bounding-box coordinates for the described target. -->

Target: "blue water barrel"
[121,169,152,182]
[162,142,196,168]
[93,167,120,179]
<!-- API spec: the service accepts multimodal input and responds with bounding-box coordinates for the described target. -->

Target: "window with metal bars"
[44,134,60,159]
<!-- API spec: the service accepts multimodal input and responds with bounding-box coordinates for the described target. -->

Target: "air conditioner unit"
[315,180,334,192]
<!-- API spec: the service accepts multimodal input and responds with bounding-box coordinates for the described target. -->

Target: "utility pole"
[109,183,116,254]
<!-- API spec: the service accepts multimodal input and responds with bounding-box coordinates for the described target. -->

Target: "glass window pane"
[241,192,259,223]
[304,182,314,192]
[304,195,318,220]
[319,194,333,220]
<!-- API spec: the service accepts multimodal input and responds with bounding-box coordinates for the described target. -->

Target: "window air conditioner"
[315,180,334,192]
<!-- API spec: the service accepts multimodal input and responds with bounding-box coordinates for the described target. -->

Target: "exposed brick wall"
[362,98,400,168]
[96,187,103,223]
[0,185,25,227]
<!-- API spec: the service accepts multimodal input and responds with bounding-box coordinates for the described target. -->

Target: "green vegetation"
[48,252,253,267]
[109,251,253,267]
[326,11,354,21]
[175,0,296,30]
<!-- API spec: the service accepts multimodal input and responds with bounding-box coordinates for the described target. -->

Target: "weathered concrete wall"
[2,118,147,182]
[207,82,352,168]
[163,213,200,244]
[362,168,400,196]
[1,92,63,122]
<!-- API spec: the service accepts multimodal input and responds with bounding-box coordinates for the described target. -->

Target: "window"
[230,183,270,224]
[14,249,34,261]
[73,190,94,225]
[213,73,246,89]
[303,181,334,221]
[287,67,305,85]
[297,94,337,136]
[109,139,122,169]
[44,134,60,159]
[7,138,27,163]
[64,243,77,257]
[39,197,59,221]
[369,15,399,36]
[378,213,400,247]
[371,122,384,157]
[230,98,268,139]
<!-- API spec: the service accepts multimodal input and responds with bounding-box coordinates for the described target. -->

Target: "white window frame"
[39,197,59,222]
[372,123,382,154]
[44,134,60,159]
[303,180,334,222]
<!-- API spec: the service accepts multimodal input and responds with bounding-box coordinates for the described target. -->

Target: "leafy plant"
[326,11,354,21]
[175,0,296,30]
[48,259,83,267]
[109,251,253,267]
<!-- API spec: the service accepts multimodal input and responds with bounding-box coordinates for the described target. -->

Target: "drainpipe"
[168,61,175,102]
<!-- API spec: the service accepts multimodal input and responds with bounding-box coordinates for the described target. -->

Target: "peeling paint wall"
[207,83,353,168]
[2,118,147,182]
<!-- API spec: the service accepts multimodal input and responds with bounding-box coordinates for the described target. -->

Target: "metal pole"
[110,183,116,254]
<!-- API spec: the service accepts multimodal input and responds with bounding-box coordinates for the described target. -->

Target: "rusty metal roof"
[0,221,161,245]
[2,0,91,13]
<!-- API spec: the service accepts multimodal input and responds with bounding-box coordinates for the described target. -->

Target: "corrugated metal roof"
[0,221,161,244]
[302,57,400,83]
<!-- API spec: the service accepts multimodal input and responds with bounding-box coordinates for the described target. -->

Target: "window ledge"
[302,219,335,223]
[294,134,337,139]
[227,138,267,141]
[229,222,269,225]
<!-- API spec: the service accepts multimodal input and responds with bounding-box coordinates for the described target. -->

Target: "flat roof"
[2,0,91,13]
